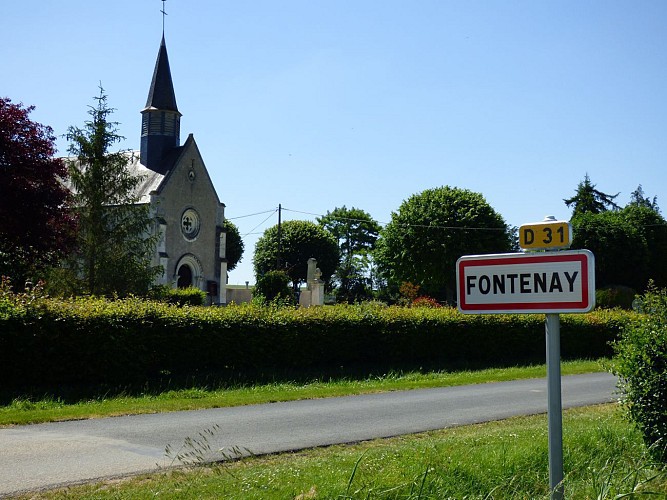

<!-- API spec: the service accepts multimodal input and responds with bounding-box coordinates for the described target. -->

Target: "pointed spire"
[140,35,182,171]
[145,35,178,112]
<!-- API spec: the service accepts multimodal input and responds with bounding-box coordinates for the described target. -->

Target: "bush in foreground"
[613,285,667,462]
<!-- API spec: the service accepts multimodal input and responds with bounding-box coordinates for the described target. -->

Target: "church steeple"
[140,35,182,171]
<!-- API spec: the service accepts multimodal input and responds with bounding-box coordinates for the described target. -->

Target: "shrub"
[612,284,667,462]
[596,286,637,310]
[150,286,207,306]
[412,296,441,308]
[399,282,420,302]
[254,270,293,305]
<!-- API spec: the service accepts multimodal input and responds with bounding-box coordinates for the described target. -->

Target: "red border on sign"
[457,253,590,312]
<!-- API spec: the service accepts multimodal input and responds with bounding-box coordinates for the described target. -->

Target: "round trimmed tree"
[253,220,340,289]
[375,186,513,301]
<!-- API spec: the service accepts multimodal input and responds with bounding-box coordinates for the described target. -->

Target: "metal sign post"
[546,313,564,499]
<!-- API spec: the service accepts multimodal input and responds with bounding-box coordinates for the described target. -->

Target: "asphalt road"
[0,372,618,497]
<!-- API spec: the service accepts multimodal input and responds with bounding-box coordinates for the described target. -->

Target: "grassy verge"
[0,359,606,426]
[22,404,666,499]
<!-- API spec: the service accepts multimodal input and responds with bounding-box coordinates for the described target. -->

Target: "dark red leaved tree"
[0,97,77,286]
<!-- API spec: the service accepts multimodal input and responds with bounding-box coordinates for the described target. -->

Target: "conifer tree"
[628,184,659,212]
[66,87,160,296]
[564,174,620,218]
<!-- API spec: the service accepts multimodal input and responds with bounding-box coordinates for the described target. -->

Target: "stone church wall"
[151,142,222,296]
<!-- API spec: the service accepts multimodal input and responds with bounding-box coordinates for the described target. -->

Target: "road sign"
[519,220,572,250]
[457,250,595,314]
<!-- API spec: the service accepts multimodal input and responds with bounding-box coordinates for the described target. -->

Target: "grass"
[20,404,666,499]
[0,359,606,426]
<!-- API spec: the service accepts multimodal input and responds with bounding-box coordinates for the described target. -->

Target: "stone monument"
[300,258,325,306]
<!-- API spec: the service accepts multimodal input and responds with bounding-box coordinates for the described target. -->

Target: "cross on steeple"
[161,0,168,34]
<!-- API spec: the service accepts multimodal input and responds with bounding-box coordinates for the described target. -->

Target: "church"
[132,35,228,304]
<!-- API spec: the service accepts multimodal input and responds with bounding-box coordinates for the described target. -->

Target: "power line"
[226,209,276,220]
[232,205,667,238]
[241,209,277,238]
[282,207,508,231]
[283,207,380,226]
[281,208,322,218]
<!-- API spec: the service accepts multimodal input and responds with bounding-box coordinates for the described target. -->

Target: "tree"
[570,211,648,291]
[253,220,340,290]
[564,174,620,218]
[253,270,293,304]
[620,204,667,288]
[374,186,513,301]
[317,206,381,302]
[628,184,659,212]
[223,220,244,272]
[0,97,76,287]
[66,88,160,296]
[570,198,667,292]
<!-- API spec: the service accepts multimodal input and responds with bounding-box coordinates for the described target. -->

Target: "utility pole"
[276,203,282,269]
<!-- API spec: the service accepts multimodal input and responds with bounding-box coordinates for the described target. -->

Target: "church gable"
[154,134,222,209]
[149,133,225,302]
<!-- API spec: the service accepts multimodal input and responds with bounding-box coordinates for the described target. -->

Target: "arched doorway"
[175,254,203,289]
[177,264,193,288]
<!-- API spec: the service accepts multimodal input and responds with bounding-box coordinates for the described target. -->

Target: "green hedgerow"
[0,293,631,392]
[612,284,667,462]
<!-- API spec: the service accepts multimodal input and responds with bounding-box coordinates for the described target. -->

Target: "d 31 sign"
[519,219,572,250]
[456,250,595,314]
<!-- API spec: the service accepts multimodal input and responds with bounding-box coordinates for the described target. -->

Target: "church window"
[181,208,201,241]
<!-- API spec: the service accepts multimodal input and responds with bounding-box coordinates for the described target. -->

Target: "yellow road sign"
[519,220,572,250]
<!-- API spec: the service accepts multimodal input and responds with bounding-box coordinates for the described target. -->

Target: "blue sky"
[3,1,666,285]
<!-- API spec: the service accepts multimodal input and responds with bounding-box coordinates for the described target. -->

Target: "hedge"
[612,286,667,462]
[0,297,634,389]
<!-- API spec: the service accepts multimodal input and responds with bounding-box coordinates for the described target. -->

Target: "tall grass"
[27,405,666,499]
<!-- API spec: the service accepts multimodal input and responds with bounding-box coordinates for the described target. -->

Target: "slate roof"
[63,151,175,205]
[144,35,179,113]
